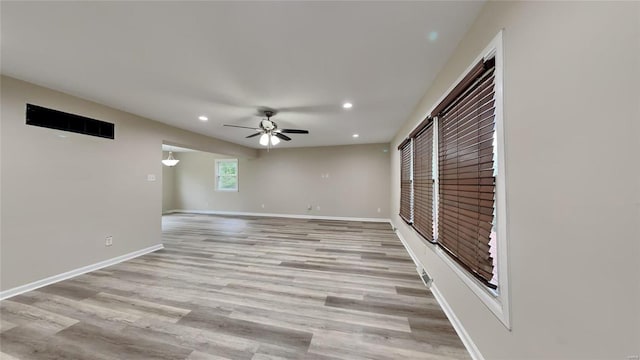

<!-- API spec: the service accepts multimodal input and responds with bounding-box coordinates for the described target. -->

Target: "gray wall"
[390,2,640,359]
[0,76,256,291]
[171,144,390,219]
[173,151,239,212]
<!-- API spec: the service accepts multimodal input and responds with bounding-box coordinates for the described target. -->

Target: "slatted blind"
[437,59,497,288]
[412,121,435,242]
[399,140,412,224]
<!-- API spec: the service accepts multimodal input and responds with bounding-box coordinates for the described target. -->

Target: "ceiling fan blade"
[224,124,259,130]
[274,133,292,141]
[246,132,262,138]
[279,129,309,134]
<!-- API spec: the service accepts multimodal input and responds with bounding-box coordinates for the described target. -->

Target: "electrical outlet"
[307,205,312,211]
[316,205,321,211]
[105,236,113,247]
[377,207,381,213]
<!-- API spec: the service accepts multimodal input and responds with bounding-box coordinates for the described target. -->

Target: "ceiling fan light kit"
[259,133,269,146]
[224,108,309,149]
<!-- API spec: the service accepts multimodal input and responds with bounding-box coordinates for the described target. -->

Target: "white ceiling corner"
[161,144,197,153]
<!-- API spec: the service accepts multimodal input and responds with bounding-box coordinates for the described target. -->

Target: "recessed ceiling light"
[198,115,208,121]
[343,102,353,109]
[352,134,359,138]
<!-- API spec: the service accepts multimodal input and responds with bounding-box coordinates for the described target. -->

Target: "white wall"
[0,76,256,291]
[172,144,391,219]
[390,2,640,359]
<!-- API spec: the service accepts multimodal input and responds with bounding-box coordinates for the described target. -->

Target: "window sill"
[215,188,238,192]
[397,220,510,329]
[430,244,511,329]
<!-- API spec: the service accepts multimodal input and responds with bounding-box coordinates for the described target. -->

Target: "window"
[215,159,238,191]
[437,58,497,288]
[398,32,509,327]
[400,55,497,282]
[411,120,435,242]
[399,140,413,224]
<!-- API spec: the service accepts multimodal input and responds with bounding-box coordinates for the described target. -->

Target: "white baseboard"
[390,220,484,360]
[391,220,423,268]
[168,209,391,223]
[431,284,485,360]
[0,244,164,301]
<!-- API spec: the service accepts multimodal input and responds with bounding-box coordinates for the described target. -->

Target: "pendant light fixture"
[162,149,180,167]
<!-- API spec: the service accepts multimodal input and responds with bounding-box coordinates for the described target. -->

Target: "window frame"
[411,122,435,243]
[402,31,510,328]
[399,140,414,224]
[215,159,239,192]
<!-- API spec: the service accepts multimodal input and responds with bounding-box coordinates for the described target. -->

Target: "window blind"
[437,58,497,288]
[412,120,435,242]
[398,139,412,224]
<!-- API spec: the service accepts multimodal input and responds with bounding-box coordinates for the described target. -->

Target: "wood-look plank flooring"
[0,214,471,360]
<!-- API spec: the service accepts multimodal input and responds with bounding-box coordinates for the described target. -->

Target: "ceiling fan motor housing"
[260,119,276,131]
[224,107,309,144]
[262,109,276,118]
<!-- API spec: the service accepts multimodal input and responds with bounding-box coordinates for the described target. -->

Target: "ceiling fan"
[224,109,309,148]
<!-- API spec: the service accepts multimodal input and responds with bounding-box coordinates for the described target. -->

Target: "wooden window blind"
[398,139,412,224]
[412,121,435,242]
[437,58,497,288]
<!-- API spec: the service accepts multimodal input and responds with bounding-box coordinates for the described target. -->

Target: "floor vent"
[26,104,115,139]
[418,268,433,289]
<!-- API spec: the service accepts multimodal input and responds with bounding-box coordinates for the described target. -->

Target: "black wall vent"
[26,104,115,139]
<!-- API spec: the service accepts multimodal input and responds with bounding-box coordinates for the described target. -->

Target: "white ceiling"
[1,1,483,149]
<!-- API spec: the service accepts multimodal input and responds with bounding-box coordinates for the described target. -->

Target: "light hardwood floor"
[0,214,471,360]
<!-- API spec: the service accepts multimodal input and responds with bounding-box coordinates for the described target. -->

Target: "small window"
[215,159,238,191]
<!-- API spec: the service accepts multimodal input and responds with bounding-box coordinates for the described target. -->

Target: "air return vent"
[418,268,433,289]
[26,104,115,139]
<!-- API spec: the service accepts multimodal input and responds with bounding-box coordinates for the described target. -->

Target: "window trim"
[432,117,440,242]
[411,122,435,243]
[399,140,414,224]
[405,31,510,329]
[215,159,239,192]
[409,139,414,224]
